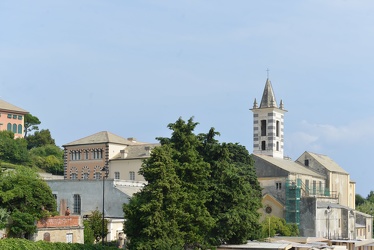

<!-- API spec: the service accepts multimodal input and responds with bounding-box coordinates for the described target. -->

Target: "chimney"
[127,137,136,143]
[120,149,129,159]
[145,146,151,156]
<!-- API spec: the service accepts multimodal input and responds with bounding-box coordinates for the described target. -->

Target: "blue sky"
[1,0,374,196]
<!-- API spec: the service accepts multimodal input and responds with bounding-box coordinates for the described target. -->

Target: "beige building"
[63,131,158,181]
[0,99,28,138]
[251,78,370,240]
[33,215,84,243]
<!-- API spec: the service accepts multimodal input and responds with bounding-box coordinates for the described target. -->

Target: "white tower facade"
[251,78,287,158]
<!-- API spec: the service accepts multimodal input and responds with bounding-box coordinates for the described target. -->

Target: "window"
[94,149,103,159]
[7,123,11,131]
[261,141,266,150]
[305,159,309,166]
[66,233,73,243]
[276,141,279,151]
[261,120,267,136]
[305,180,310,195]
[71,173,78,180]
[13,114,17,119]
[73,194,81,214]
[85,151,89,160]
[17,124,22,134]
[83,173,89,179]
[7,114,11,118]
[276,120,280,137]
[312,180,316,195]
[71,151,81,161]
[12,124,17,133]
[94,172,101,180]
[129,171,135,181]
[115,172,120,180]
[18,115,22,120]
[276,182,282,190]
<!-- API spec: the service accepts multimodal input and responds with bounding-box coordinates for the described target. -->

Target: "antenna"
[266,68,270,79]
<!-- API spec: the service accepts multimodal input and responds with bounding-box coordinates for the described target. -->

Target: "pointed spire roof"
[260,78,278,108]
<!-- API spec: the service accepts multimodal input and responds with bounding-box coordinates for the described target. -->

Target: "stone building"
[251,78,371,240]
[63,131,158,181]
[33,215,84,243]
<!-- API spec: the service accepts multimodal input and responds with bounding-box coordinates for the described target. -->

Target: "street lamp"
[101,165,109,246]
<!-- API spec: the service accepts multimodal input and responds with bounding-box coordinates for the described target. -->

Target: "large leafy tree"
[0,166,57,238]
[23,114,41,137]
[29,144,64,175]
[124,117,262,249]
[85,209,109,243]
[25,129,55,150]
[0,131,29,164]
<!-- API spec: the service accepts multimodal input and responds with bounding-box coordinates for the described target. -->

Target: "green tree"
[85,210,109,243]
[0,131,29,164]
[356,194,366,207]
[261,216,299,238]
[0,166,56,238]
[25,129,55,150]
[0,208,9,230]
[24,114,41,137]
[124,117,262,249]
[83,220,95,244]
[29,145,64,174]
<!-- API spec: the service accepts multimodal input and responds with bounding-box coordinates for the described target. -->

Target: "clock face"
[265,206,272,214]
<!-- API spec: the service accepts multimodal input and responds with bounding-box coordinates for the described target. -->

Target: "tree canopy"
[24,114,41,137]
[0,166,57,237]
[123,117,262,249]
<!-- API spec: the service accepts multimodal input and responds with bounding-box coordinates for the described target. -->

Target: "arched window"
[18,124,22,134]
[276,120,280,137]
[12,123,17,133]
[7,123,11,131]
[73,194,81,214]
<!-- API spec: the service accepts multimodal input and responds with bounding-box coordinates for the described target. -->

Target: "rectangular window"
[7,114,11,118]
[83,173,89,179]
[276,120,280,137]
[261,141,266,150]
[276,182,282,190]
[312,180,317,195]
[73,194,81,214]
[85,151,89,160]
[261,120,267,136]
[18,115,22,120]
[13,114,17,119]
[129,171,135,181]
[66,233,73,243]
[115,172,120,180]
[305,180,310,195]
[305,159,309,166]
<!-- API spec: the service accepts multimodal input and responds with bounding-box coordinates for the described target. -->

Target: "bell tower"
[251,78,287,158]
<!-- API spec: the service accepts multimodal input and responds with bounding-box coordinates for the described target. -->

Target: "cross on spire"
[266,68,270,79]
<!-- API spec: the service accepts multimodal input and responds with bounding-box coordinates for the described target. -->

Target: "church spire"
[251,77,287,159]
[260,78,278,108]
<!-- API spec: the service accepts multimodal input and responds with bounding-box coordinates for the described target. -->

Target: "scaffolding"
[285,179,301,225]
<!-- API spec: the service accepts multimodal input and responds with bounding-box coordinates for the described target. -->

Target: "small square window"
[7,114,12,118]
[276,182,282,190]
[13,114,17,119]
[18,115,22,120]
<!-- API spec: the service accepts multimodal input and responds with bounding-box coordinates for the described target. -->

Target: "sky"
[1,0,374,196]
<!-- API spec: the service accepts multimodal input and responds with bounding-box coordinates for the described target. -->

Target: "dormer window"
[305,159,309,166]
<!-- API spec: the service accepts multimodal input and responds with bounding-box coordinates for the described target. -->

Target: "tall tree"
[0,166,56,238]
[25,129,55,150]
[124,117,262,249]
[24,114,41,137]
